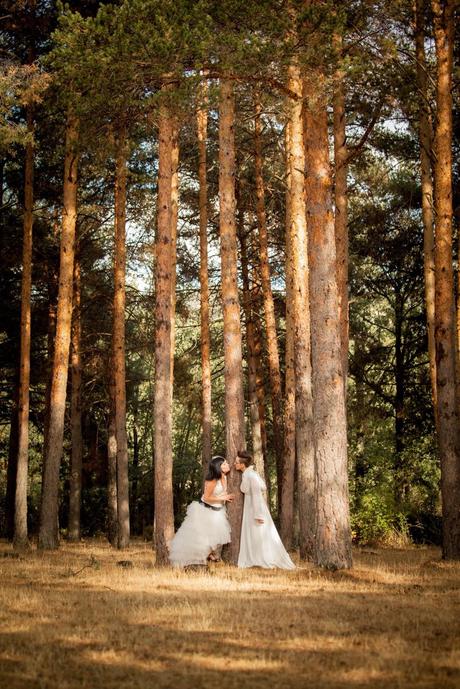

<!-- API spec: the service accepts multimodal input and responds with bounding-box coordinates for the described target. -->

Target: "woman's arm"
[202,480,233,504]
[249,474,265,522]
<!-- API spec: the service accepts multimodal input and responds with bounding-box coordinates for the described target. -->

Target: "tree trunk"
[6,372,19,540]
[415,0,438,424]
[287,63,316,560]
[68,252,82,542]
[107,369,118,547]
[38,113,79,550]
[131,392,140,534]
[394,290,407,504]
[219,78,245,564]
[238,211,265,478]
[431,0,460,559]
[332,32,349,389]
[113,121,130,549]
[42,249,58,468]
[251,277,271,499]
[153,99,175,565]
[170,117,179,383]
[280,120,296,550]
[14,109,34,549]
[304,74,352,570]
[253,92,283,501]
[197,83,213,472]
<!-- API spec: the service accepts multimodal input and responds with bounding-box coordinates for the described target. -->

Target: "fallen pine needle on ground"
[1,539,459,689]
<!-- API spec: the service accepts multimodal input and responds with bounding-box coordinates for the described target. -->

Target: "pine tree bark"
[219,79,245,564]
[113,121,130,549]
[153,99,175,565]
[251,278,271,498]
[304,74,352,570]
[287,64,316,560]
[38,113,79,550]
[68,252,82,542]
[197,84,212,472]
[332,32,349,388]
[238,210,265,478]
[107,369,118,547]
[415,0,438,423]
[170,117,179,383]
[280,120,296,550]
[14,109,34,549]
[253,93,283,501]
[431,0,460,559]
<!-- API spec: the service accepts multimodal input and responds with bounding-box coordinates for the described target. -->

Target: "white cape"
[238,467,295,570]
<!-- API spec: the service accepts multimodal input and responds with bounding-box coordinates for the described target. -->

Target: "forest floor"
[0,539,459,689]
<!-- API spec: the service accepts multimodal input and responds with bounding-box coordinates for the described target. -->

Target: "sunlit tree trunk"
[253,92,283,500]
[14,109,34,549]
[280,120,295,550]
[153,98,175,565]
[287,63,315,560]
[170,117,179,381]
[38,113,79,550]
[415,0,438,423]
[304,74,352,570]
[197,87,212,471]
[219,78,245,564]
[68,252,82,542]
[113,120,130,549]
[431,0,460,559]
[332,32,349,388]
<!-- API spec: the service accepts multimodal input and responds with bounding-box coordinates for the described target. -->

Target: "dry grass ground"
[0,539,459,689]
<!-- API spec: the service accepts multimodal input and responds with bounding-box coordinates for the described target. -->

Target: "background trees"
[0,0,458,562]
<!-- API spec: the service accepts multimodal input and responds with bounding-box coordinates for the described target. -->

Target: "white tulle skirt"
[169,501,231,567]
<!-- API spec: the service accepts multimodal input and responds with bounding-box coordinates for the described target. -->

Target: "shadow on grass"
[1,542,460,689]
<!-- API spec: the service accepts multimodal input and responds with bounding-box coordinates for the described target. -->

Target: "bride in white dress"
[169,456,233,567]
[235,451,295,570]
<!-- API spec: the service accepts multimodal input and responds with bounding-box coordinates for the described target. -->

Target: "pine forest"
[1,1,459,687]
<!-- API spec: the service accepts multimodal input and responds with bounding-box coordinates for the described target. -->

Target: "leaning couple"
[169,450,295,570]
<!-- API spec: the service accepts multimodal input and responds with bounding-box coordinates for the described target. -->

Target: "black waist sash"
[199,499,224,511]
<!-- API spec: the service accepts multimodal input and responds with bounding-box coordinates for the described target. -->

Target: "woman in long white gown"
[169,456,233,567]
[235,451,295,570]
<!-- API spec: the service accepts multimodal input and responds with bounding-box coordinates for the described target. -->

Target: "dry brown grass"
[1,539,459,689]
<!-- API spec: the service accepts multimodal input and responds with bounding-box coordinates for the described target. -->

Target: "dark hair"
[236,450,253,467]
[205,455,226,481]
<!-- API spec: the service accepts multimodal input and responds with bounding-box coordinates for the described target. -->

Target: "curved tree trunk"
[287,63,316,560]
[304,74,352,570]
[280,120,296,550]
[253,92,283,501]
[197,83,213,472]
[38,113,79,550]
[113,121,130,549]
[415,0,438,425]
[153,99,175,565]
[219,78,245,564]
[68,252,82,542]
[431,0,460,560]
[14,109,34,549]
